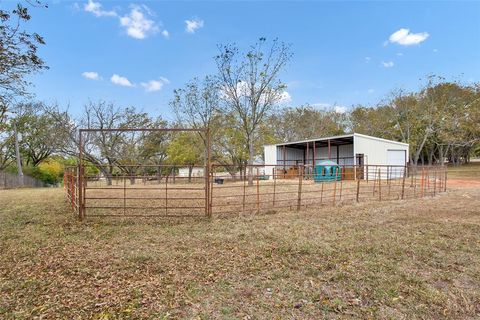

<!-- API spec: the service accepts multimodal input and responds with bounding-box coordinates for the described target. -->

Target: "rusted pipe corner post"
[78,130,85,221]
[297,164,303,211]
[401,165,406,200]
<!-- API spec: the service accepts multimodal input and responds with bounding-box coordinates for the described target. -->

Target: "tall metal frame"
[77,127,210,220]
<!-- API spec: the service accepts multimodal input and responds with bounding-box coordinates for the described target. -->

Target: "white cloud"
[388,28,429,46]
[279,91,292,104]
[120,5,159,39]
[141,77,170,92]
[433,48,438,53]
[110,74,133,87]
[81,71,100,80]
[185,18,204,34]
[381,61,394,68]
[334,106,347,114]
[84,0,117,17]
[161,30,169,39]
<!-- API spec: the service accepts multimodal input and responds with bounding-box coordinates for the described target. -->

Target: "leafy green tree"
[0,2,48,107]
[166,132,203,182]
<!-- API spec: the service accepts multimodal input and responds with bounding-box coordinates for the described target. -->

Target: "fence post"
[256,168,260,214]
[378,168,382,201]
[297,165,303,211]
[242,167,246,214]
[356,177,360,202]
[333,168,338,205]
[444,167,447,192]
[273,167,276,207]
[401,166,406,200]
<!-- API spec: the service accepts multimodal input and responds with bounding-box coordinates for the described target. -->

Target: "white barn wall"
[354,134,409,179]
[264,145,277,177]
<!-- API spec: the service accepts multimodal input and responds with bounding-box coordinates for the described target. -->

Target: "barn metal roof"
[265,133,409,148]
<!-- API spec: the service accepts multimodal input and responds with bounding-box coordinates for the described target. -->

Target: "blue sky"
[12,0,480,119]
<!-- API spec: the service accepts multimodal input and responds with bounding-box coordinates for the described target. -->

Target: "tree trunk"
[130,173,136,185]
[247,138,254,187]
[188,165,193,183]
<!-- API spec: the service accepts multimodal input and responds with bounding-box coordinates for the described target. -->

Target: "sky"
[7,0,480,119]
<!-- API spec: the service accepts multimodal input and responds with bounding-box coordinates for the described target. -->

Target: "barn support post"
[306,142,309,178]
[328,139,331,160]
[283,145,286,177]
[313,142,316,169]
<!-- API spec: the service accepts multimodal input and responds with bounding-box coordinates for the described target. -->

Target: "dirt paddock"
[1,183,479,318]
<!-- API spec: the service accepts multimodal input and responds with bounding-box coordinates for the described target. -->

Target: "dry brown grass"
[1,184,480,319]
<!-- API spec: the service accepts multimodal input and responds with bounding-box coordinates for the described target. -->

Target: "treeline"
[1,76,479,185]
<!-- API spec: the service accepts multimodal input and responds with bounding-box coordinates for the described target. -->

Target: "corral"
[64,127,448,220]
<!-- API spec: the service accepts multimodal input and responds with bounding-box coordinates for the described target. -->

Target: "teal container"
[314,160,341,182]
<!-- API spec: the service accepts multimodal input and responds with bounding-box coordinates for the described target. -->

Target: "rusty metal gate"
[74,128,210,220]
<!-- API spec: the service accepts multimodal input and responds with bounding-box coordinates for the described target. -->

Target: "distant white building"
[263,133,409,179]
[178,167,204,177]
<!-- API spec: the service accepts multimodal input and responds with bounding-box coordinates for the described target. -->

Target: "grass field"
[1,182,480,318]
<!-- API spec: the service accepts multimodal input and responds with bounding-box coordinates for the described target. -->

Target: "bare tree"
[215,38,292,185]
[170,75,222,148]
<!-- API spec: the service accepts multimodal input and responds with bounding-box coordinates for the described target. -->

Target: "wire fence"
[64,164,452,220]
[0,171,48,189]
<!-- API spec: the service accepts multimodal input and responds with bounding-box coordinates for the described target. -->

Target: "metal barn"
[263,133,409,179]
